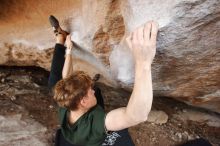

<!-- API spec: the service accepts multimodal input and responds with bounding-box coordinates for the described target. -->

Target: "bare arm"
[105,21,159,131]
[62,35,73,79]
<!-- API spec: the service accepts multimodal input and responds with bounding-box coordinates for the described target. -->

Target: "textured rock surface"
[0,0,219,113]
[0,114,48,146]
[174,109,220,127]
[147,110,169,124]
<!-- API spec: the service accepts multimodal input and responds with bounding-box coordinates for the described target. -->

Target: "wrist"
[135,61,151,70]
[65,48,72,55]
[135,63,152,81]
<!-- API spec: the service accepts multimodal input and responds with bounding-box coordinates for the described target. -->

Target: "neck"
[69,108,88,124]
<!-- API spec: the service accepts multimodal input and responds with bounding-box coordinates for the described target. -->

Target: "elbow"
[129,116,148,126]
[140,110,151,122]
[126,111,150,126]
[141,109,151,122]
[141,115,149,122]
[136,114,149,123]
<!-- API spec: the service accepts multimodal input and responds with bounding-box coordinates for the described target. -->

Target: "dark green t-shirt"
[58,105,106,146]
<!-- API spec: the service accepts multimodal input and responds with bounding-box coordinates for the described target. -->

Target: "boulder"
[0,0,219,113]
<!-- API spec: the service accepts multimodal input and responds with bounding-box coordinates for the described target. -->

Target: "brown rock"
[147,110,168,124]
[0,0,219,113]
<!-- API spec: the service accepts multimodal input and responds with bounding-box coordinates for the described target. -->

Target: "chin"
[93,102,97,107]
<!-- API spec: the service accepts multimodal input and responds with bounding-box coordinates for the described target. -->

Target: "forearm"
[62,53,73,79]
[105,63,153,131]
[105,21,158,131]
[126,63,153,123]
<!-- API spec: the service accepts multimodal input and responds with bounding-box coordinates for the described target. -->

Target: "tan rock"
[0,0,219,113]
[147,110,168,124]
[174,109,220,127]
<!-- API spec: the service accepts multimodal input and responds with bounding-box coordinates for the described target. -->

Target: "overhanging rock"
[0,0,219,113]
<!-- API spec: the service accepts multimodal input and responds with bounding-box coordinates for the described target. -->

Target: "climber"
[48,15,158,146]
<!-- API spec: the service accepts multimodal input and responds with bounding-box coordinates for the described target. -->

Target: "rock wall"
[0,0,219,113]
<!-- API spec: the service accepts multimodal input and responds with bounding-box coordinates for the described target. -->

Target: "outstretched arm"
[105,21,159,131]
[62,35,73,79]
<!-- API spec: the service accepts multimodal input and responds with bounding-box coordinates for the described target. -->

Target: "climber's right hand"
[126,21,159,67]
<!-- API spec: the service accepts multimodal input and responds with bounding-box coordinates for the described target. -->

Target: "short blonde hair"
[53,71,92,110]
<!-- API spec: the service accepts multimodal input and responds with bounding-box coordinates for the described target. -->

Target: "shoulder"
[88,105,106,122]
[87,105,106,131]
[90,105,105,115]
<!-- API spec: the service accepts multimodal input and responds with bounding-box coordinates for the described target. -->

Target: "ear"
[80,96,87,107]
